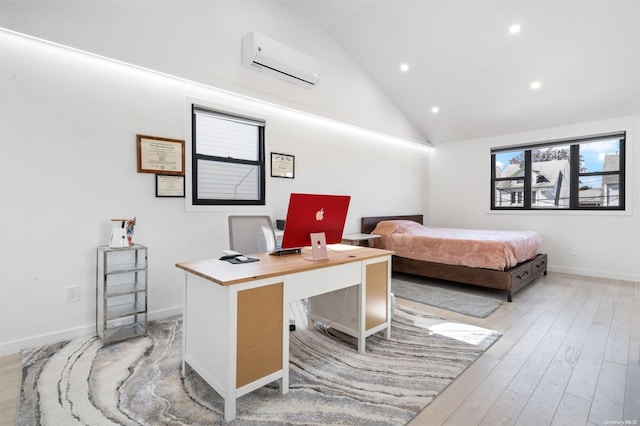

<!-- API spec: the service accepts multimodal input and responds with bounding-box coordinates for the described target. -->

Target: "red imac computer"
[279,193,351,259]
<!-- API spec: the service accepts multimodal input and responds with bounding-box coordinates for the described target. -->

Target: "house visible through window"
[491,132,625,210]
[192,106,265,205]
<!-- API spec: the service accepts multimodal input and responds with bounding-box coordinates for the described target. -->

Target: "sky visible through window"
[495,138,620,176]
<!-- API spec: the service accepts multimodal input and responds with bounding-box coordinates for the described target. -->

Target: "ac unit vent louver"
[241,32,321,89]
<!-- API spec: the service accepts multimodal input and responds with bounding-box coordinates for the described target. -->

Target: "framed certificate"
[156,174,185,197]
[271,152,295,178]
[137,135,185,175]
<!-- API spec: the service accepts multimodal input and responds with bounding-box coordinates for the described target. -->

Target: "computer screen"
[280,193,351,249]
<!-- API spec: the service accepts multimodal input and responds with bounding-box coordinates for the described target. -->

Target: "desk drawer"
[286,262,361,300]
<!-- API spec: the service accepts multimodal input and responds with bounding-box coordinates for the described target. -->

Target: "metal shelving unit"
[96,244,147,344]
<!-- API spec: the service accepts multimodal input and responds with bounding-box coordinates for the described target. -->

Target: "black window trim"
[491,131,626,211]
[191,105,266,206]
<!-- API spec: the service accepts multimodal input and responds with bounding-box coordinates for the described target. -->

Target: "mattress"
[371,220,541,271]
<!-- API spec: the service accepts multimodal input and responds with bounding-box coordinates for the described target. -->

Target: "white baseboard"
[0,324,95,357]
[547,265,639,282]
[0,305,183,357]
[148,306,183,321]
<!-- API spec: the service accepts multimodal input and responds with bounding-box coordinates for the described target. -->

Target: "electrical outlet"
[570,247,578,256]
[66,285,79,303]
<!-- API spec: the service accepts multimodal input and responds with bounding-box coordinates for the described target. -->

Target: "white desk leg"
[385,321,392,340]
[357,336,366,353]
[281,325,290,394]
[225,289,238,422]
[281,289,290,394]
[181,274,187,376]
[385,260,392,340]
[224,399,236,422]
[357,283,366,354]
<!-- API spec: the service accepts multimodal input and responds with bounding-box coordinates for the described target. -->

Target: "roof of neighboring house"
[578,188,603,205]
[497,160,570,191]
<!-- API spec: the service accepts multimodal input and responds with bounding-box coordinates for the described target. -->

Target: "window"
[192,106,265,205]
[491,132,625,210]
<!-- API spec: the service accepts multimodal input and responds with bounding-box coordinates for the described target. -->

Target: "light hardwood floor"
[407,272,640,426]
[1,272,638,425]
[0,352,20,426]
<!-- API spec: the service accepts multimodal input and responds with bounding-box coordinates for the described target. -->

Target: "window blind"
[192,106,265,205]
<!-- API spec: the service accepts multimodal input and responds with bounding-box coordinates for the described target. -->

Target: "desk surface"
[176,244,394,286]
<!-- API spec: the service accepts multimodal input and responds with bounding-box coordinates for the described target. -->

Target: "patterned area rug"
[392,278,503,318]
[18,304,500,425]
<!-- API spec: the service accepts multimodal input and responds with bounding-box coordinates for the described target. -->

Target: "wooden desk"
[175,244,393,421]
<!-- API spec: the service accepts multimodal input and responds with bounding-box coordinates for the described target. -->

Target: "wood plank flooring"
[0,272,638,425]
[0,353,20,426]
[407,272,640,426]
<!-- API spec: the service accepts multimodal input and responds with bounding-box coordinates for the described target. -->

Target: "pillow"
[371,220,423,248]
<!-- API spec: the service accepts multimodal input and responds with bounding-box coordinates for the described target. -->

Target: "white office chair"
[228,215,277,255]
[227,215,296,331]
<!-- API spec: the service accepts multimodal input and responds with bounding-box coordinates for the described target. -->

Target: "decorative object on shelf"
[270,152,295,178]
[110,219,127,248]
[110,217,136,248]
[96,244,148,344]
[136,134,185,175]
[126,217,136,246]
[156,174,185,197]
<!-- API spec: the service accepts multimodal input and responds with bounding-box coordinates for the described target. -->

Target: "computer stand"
[305,232,329,262]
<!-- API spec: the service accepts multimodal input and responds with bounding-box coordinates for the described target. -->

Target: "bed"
[361,215,547,302]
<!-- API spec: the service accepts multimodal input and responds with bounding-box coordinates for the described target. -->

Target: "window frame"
[491,132,626,211]
[191,105,266,206]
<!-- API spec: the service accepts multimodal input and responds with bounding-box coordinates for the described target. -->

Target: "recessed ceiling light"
[400,63,409,72]
[431,106,439,113]
[509,24,521,34]
[530,81,542,90]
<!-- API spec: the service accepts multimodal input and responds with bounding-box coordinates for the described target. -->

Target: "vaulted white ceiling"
[278,1,640,145]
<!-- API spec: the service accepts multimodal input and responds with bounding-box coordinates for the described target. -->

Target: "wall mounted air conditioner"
[241,32,321,89]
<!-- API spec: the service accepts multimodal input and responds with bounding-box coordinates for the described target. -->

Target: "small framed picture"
[137,134,185,175]
[271,153,295,178]
[156,174,185,197]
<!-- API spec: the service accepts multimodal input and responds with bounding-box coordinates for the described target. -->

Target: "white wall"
[0,0,424,144]
[428,115,640,281]
[0,4,429,355]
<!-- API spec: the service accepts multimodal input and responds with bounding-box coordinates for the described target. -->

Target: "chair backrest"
[228,215,277,254]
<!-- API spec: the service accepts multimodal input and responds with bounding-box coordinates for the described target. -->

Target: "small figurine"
[126,217,136,246]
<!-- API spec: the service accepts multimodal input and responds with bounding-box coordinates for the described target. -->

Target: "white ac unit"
[241,32,321,89]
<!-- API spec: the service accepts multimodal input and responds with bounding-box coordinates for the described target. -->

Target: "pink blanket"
[371,220,541,271]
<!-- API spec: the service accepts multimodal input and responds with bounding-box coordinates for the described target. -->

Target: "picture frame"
[155,174,185,197]
[271,152,295,178]
[137,134,185,175]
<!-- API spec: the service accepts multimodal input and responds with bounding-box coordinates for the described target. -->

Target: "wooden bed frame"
[361,215,547,302]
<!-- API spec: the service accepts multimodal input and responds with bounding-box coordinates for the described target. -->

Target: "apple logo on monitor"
[315,208,324,221]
